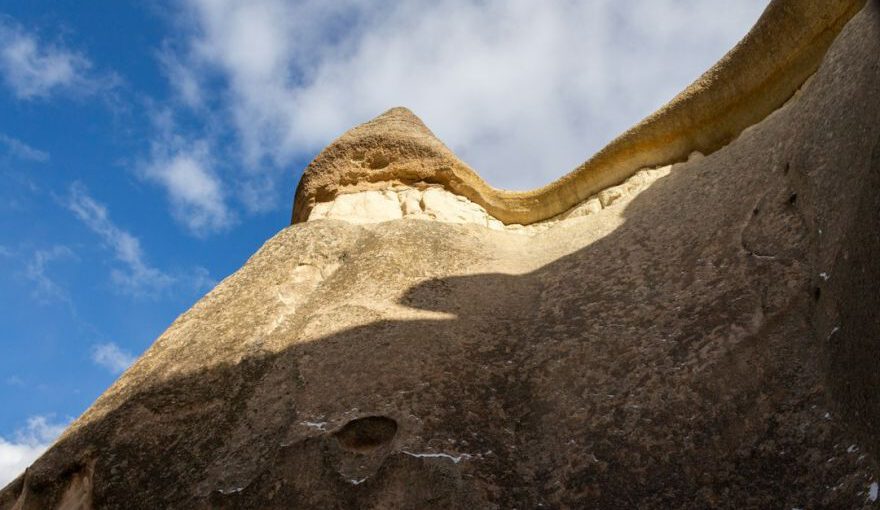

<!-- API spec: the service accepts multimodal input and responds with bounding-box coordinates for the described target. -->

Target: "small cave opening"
[333,416,398,453]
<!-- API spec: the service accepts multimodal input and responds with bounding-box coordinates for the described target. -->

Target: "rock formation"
[3,0,879,508]
[292,0,866,226]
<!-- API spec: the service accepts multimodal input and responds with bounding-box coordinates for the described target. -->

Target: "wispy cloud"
[142,110,233,236]
[24,245,75,304]
[165,0,767,193]
[157,46,204,109]
[0,133,49,162]
[91,342,136,374]
[188,265,218,294]
[144,147,233,236]
[66,183,175,297]
[0,17,95,100]
[0,415,69,487]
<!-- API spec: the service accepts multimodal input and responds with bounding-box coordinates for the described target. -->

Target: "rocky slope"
[2,1,879,509]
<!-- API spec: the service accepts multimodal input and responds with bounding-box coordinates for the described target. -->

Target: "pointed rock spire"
[350,106,437,139]
[291,107,477,224]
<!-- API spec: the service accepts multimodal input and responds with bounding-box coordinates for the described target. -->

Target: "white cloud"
[188,265,218,293]
[144,148,233,235]
[91,342,136,374]
[64,183,218,295]
[169,0,769,192]
[66,183,175,296]
[24,246,74,304]
[0,134,49,162]
[0,415,68,488]
[0,18,94,100]
[142,110,233,235]
[157,47,204,109]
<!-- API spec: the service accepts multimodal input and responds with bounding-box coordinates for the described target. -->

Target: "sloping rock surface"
[2,2,879,509]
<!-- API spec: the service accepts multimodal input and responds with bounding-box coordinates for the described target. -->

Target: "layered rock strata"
[3,1,880,509]
[305,161,684,234]
[292,0,866,226]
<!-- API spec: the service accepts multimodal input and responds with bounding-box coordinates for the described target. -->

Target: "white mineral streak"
[402,450,473,464]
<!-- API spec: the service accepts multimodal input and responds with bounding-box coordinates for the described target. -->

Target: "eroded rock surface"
[305,162,680,234]
[2,1,879,509]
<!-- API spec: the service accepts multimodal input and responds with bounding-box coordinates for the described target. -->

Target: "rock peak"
[374,106,429,126]
[291,106,480,224]
[343,106,441,145]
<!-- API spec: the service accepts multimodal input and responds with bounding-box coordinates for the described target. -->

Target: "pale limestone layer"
[308,187,505,231]
[306,160,688,234]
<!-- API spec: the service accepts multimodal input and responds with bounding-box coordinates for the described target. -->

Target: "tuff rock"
[3,1,879,509]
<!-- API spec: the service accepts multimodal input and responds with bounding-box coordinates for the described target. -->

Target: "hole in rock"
[788,193,798,205]
[813,287,822,301]
[334,416,398,453]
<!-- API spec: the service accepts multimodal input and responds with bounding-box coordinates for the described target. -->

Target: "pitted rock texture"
[3,2,880,509]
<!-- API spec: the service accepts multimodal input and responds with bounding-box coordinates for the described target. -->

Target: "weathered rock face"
[3,1,879,509]
[304,163,678,233]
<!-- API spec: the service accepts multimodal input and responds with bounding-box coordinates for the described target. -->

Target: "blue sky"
[0,0,768,485]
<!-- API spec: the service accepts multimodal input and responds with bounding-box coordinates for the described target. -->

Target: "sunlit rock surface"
[305,163,677,234]
[2,1,879,509]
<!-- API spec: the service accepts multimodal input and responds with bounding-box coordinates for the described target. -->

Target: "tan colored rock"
[597,186,624,208]
[561,197,602,220]
[3,1,879,509]
[302,164,680,233]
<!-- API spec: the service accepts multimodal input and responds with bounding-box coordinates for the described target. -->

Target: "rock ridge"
[305,160,689,234]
